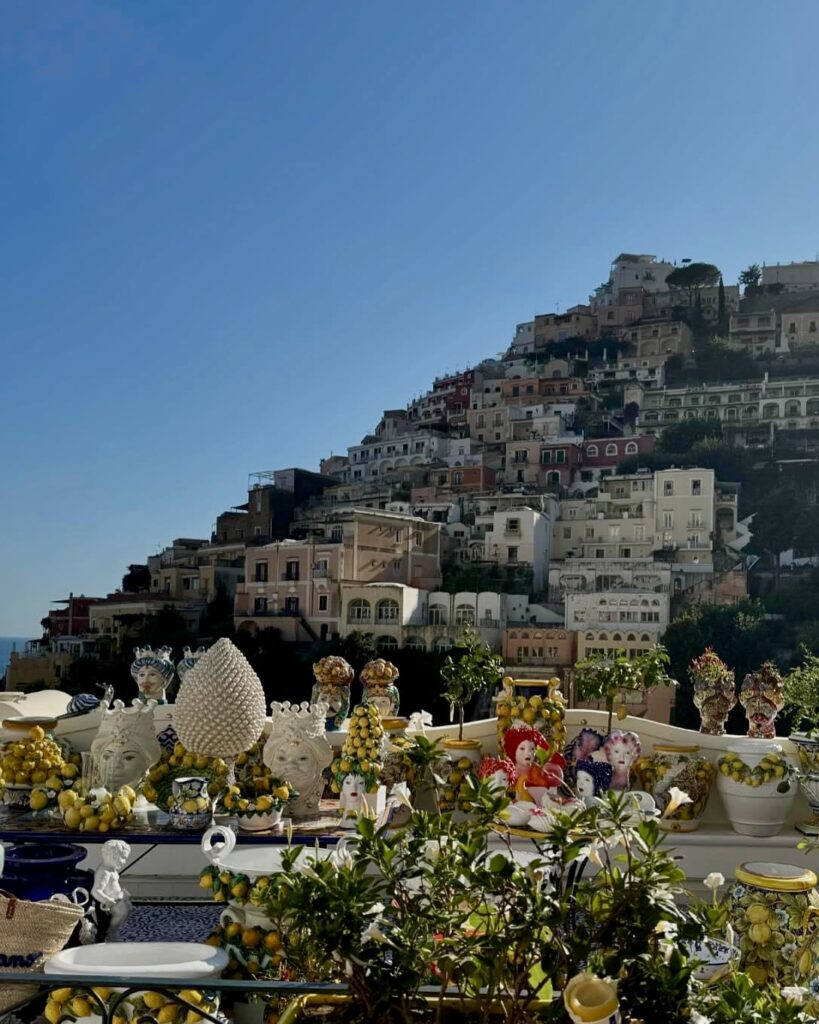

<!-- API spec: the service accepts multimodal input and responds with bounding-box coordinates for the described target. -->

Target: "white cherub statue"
[92,839,133,941]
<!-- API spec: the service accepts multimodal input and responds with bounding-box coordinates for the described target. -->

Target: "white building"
[565,590,669,633]
[761,261,819,293]
[591,253,676,308]
[483,506,553,590]
[781,310,819,352]
[347,433,473,483]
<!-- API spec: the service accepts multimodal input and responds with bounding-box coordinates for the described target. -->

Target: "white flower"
[577,842,604,868]
[662,786,693,818]
[690,1012,711,1024]
[295,861,322,882]
[365,902,385,916]
[361,920,392,945]
[388,782,413,810]
[654,919,678,939]
[406,711,432,735]
[329,843,355,871]
[725,922,736,950]
[703,872,725,892]
[782,986,809,1005]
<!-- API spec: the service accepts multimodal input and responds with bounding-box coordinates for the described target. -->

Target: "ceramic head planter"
[601,730,641,791]
[565,728,604,767]
[739,662,785,739]
[330,702,385,822]
[574,759,613,804]
[263,701,333,817]
[131,646,175,705]
[502,723,566,804]
[690,648,736,736]
[176,646,206,687]
[311,656,354,730]
[90,700,162,792]
[476,755,517,795]
[360,659,400,718]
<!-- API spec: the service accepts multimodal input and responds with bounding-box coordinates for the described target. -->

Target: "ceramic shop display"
[89,700,161,792]
[45,941,229,979]
[330,702,386,826]
[311,656,353,730]
[360,658,400,718]
[220,738,293,832]
[574,760,613,805]
[689,648,737,736]
[131,646,176,705]
[632,744,716,832]
[91,839,132,941]
[739,662,785,739]
[1,719,76,808]
[716,738,797,837]
[476,755,517,797]
[175,639,267,779]
[682,938,738,983]
[730,861,819,1007]
[168,776,212,830]
[263,701,333,817]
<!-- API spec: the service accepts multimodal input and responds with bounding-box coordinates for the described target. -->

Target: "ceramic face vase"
[311,656,353,730]
[89,700,161,793]
[263,702,333,818]
[739,662,784,739]
[360,659,400,718]
[689,649,736,736]
[730,861,819,1011]
[502,725,565,804]
[601,730,641,791]
[339,773,367,819]
[131,646,176,704]
[574,759,613,805]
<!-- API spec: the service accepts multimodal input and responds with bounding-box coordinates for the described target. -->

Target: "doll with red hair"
[502,723,566,804]
[476,755,517,795]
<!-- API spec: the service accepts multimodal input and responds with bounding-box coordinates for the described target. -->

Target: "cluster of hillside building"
[13,253,819,714]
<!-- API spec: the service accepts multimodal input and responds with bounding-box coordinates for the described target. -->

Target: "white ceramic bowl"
[44,942,228,979]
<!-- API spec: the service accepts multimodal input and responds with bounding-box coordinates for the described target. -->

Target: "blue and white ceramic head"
[131,646,175,704]
[177,646,207,686]
[575,759,613,804]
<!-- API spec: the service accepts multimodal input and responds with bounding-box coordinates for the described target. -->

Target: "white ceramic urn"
[716,737,797,837]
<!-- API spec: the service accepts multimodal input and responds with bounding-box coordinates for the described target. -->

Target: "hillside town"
[10,252,819,721]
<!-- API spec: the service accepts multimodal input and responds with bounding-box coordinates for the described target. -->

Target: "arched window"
[606,443,618,456]
[807,398,819,416]
[376,599,399,623]
[762,403,779,420]
[347,599,371,623]
[625,442,638,455]
[428,605,448,625]
[434,637,454,653]
[627,633,636,642]
[406,636,426,650]
[785,399,801,418]
[454,604,476,626]
[641,633,652,643]
[586,444,598,456]
[376,635,398,650]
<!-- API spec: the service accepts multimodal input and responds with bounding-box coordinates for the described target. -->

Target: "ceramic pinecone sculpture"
[174,638,267,758]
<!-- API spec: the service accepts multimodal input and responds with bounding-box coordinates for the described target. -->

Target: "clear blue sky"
[2,0,819,636]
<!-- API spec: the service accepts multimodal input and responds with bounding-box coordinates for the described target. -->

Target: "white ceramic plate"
[44,942,228,979]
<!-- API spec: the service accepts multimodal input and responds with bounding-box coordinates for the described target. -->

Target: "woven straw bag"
[0,892,85,1012]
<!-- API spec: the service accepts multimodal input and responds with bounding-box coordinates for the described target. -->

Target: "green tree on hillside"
[657,418,722,454]
[665,262,721,309]
[738,263,761,291]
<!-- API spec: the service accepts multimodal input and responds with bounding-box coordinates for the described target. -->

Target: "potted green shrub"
[784,647,819,772]
[439,628,503,763]
[571,645,674,734]
[262,783,714,1024]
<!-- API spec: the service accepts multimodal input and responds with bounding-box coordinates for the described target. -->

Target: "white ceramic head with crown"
[263,701,332,817]
[90,699,162,791]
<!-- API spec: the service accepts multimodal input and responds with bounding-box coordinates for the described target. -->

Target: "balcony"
[312,567,330,578]
[347,614,372,625]
[282,573,300,582]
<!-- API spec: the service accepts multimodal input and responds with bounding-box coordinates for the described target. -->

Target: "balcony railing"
[312,567,329,578]
[347,614,371,624]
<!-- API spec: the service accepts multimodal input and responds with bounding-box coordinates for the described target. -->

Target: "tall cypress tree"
[717,275,727,335]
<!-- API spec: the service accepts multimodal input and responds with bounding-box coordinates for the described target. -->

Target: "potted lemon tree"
[440,629,503,765]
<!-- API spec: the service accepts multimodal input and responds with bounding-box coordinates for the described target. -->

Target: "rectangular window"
[512,386,520,397]
[556,450,566,463]
[254,561,268,583]
[663,480,674,496]
[541,450,552,464]
[507,517,521,533]
[663,511,674,529]
[595,549,605,559]
[508,546,518,561]
[634,526,644,540]
[563,527,572,539]
[254,596,267,614]
[585,526,594,538]
[284,596,299,614]
[692,479,702,495]
[318,594,328,612]
[285,560,300,581]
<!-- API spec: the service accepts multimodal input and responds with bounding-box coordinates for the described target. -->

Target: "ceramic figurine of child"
[574,759,614,806]
[338,772,368,822]
[601,730,641,791]
[92,839,132,942]
[131,646,175,704]
[502,723,566,804]
[739,662,784,739]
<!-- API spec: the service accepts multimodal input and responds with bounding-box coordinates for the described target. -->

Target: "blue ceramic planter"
[2,842,90,901]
